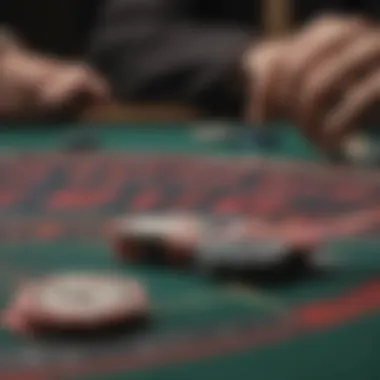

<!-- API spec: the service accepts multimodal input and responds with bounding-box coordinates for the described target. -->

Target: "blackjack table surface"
[0,122,380,380]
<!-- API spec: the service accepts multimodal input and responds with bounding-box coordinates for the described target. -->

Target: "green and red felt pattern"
[0,124,379,380]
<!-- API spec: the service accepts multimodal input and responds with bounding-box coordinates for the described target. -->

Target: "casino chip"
[2,273,148,336]
[194,236,310,280]
[342,133,380,166]
[192,123,233,143]
[110,214,312,278]
[109,214,210,265]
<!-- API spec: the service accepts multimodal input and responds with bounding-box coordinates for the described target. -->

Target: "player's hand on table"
[245,15,380,150]
[36,61,110,117]
[0,32,110,119]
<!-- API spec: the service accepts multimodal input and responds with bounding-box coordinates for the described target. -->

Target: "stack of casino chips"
[109,214,313,277]
[109,213,220,266]
[1,273,149,337]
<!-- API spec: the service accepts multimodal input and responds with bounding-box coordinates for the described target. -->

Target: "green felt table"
[0,122,379,380]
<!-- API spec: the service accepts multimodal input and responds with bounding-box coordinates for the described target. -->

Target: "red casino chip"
[109,214,207,265]
[2,273,148,335]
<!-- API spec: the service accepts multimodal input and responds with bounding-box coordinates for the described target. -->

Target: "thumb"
[243,39,287,124]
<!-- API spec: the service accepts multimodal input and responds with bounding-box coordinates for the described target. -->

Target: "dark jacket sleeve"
[87,0,251,116]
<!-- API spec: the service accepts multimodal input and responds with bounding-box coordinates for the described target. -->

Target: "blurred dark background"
[4,0,380,57]
[2,0,380,122]
[0,0,98,56]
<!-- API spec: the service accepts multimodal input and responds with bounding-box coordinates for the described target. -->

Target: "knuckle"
[308,14,368,34]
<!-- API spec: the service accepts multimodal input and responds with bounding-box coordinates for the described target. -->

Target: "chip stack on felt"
[2,273,149,337]
[109,213,211,266]
[109,213,313,276]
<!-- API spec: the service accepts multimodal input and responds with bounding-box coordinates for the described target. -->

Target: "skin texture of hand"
[245,15,380,150]
[0,34,110,120]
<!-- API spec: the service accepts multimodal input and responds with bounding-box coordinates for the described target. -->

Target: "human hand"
[36,61,110,118]
[245,15,380,150]
[0,32,110,120]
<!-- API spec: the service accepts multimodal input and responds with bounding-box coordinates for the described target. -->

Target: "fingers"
[279,16,368,120]
[247,15,369,126]
[0,50,44,116]
[37,63,110,114]
[245,40,286,123]
[78,64,111,103]
[280,16,367,98]
[297,29,380,139]
[321,70,380,149]
[0,43,111,119]
[246,14,380,152]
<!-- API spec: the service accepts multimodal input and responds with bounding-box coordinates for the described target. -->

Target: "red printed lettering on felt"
[214,198,242,215]
[246,193,285,218]
[47,163,125,210]
[131,191,159,211]
[0,160,51,207]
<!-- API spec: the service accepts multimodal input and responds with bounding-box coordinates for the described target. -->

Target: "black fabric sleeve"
[87,0,251,116]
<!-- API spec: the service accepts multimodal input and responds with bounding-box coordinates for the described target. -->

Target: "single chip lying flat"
[342,133,380,166]
[194,217,315,278]
[109,213,209,265]
[196,240,290,266]
[3,273,148,334]
[194,238,297,275]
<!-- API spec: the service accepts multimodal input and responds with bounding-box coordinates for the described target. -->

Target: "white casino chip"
[341,133,380,166]
[192,123,232,143]
[17,273,148,329]
[119,214,203,238]
[343,134,370,162]
[196,239,290,269]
